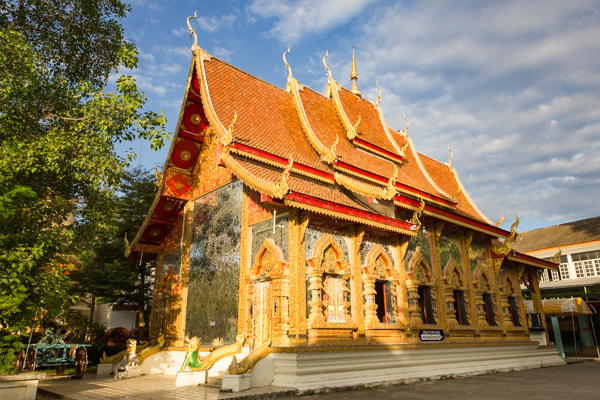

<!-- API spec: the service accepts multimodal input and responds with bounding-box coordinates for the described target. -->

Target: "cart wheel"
[13,351,24,370]
[24,348,36,371]
[73,347,88,379]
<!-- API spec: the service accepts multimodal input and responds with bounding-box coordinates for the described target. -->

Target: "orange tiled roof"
[127,47,515,258]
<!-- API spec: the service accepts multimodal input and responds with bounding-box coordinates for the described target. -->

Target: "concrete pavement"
[37,359,600,400]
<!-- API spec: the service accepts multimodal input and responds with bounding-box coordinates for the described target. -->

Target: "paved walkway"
[37,374,296,400]
[37,359,600,400]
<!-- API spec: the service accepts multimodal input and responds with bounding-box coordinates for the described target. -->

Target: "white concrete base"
[115,365,142,379]
[175,370,207,387]
[222,374,250,392]
[140,350,187,375]
[262,344,565,392]
[97,363,114,376]
[0,373,45,400]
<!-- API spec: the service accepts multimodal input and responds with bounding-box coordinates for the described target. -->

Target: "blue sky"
[121,0,600,233]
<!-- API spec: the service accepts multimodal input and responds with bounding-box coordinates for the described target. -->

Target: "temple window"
[418,285,436,325]
[483,292,497,326]
[453,289,469,325]
[323,274,346,322]
[508,295,522,327]
[375,280,395,323]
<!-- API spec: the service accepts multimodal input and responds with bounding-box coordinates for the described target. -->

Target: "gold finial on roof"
[496,215,505,227]
[350,46,361,96]
[187,12,199,53]
[445,145,453,168]
[283,47,292,77]
[323,51,332,79]
[552,248,562,264]
[375,81,381,106]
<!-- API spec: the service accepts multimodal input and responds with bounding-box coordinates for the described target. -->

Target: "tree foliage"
[0,1,167,373]
[71,167,157,315]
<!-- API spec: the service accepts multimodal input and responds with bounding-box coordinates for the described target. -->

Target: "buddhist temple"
[125,19,564,391]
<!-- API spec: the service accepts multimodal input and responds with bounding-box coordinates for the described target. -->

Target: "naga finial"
[382,165,398,200]
[552,248,562,264]
[446,145,454,168]
[323,51,332,80]
[399,113,410,137]
[492,216,519,256]
[412,199,426,232]
[283,47,292,77]
[187,12,199,53]
[272,157,293,199]
[219,111,236,148]
[375,81,382,106]
[352,115,361,138]
[350,46,361,96]
[508,216,519,243]
[496,215,505,227]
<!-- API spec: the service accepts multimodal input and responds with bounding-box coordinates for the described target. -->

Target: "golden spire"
[350,46,361,96]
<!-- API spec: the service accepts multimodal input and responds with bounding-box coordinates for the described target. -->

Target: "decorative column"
[406,279,423,328]
[237,187,252,342]
[173,201,194,347]
[444,287,459,328]
[362,275,378,326]
[462,232,479,330]
[307,269,324,326]
[392,235,410,328]
[148,254,164,341]
[473,288,488,328]
[429,222,447,328]
[350,227,365,336]
[288,210,308,344]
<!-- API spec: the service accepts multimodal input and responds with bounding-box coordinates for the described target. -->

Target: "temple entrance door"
[252,280,271,349]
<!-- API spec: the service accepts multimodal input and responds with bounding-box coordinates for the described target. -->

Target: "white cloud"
[196,13,239,33]
[249,0,377,43]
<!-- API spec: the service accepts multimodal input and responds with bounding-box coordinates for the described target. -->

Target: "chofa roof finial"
[350,46,361,97]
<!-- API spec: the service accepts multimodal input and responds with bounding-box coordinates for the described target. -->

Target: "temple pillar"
[171,201,194,347]
[406,280,423,327]
[288,210,308,344]
[148,253,164,341]
[363,275,378,327]
[238,187,252,342]
[473,288,488,329]
[392,235,410,327]
[350,226,365,337]
[429,222,447,328]
[307,270,324,326]
[444,287,459,328]
[462,232,479,330]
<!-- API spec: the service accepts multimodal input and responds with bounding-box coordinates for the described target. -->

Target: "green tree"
[71,167,157,324]
[0,1,167,373]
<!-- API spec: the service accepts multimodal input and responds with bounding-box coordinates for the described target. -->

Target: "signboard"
[418,329,445,342]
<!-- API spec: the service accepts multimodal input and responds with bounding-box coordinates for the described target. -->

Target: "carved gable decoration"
[307,233,349,275]
[364,244,394,280]
[473,266,493,291]
[407,248,434,285]
[442,258,464,288]
[251,238,287,278]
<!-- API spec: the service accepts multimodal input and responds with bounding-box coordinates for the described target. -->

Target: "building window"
[571,251,600,278]
[541,269,549,282]
[452,289,469,325]
[559,263,570,279]
[550,269,560,281]
[508,295,522,327]
[483,292,497,326]
[375,280,395,323]
[323,274,346,323]
[418,285,436,325]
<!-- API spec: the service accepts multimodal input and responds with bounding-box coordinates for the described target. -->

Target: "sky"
[121,0,600,233]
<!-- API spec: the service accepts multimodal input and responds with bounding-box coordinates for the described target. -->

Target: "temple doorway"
[252,280,272,349]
